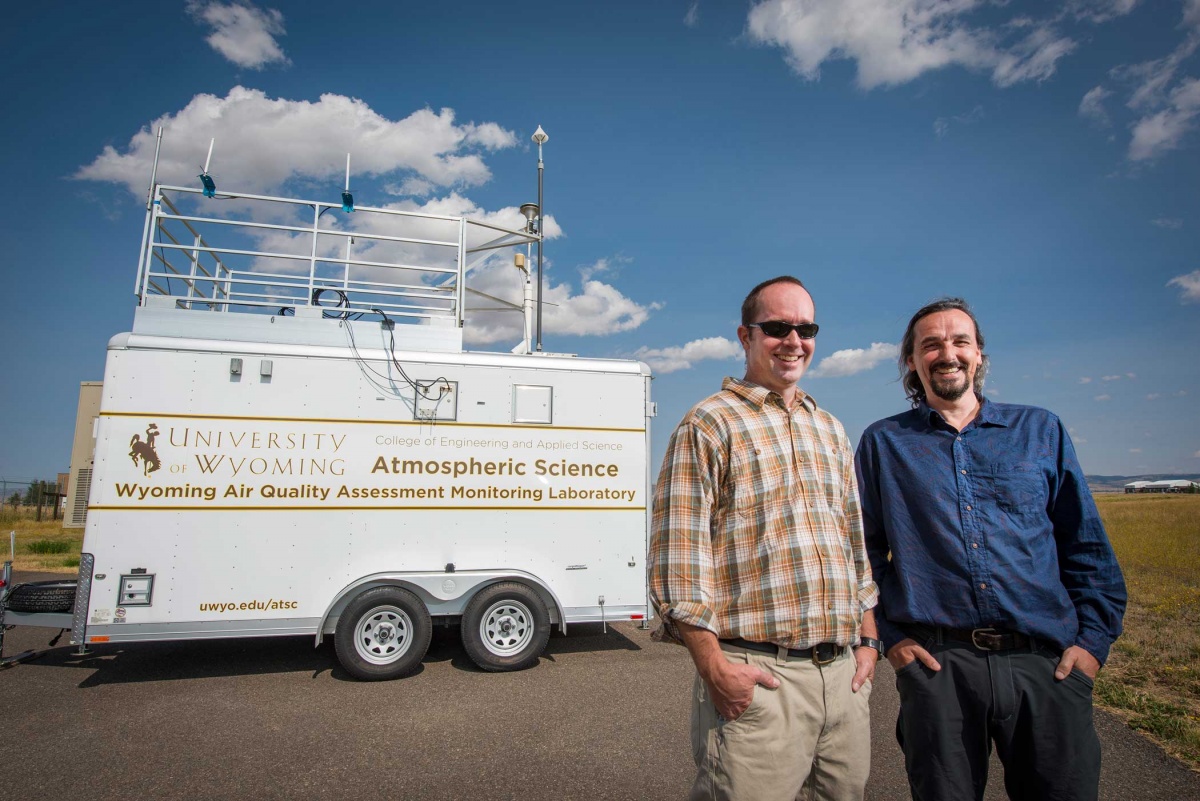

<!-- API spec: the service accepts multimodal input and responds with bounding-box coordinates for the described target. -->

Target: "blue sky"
[2,0,1198,484]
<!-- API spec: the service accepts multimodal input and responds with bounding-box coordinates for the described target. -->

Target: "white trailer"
[0,175,654,680]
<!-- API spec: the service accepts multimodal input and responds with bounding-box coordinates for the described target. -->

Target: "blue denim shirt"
[854,399,1126,663]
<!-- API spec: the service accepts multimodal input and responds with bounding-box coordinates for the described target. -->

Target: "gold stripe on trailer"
[88,505,647,512]
[99,411,646,434]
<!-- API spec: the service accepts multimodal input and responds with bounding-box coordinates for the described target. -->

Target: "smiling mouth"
[933,362,964,376]
[776,354,802,363]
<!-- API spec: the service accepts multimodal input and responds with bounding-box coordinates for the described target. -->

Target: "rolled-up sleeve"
[647,419,721,644]
[839,429,878,614]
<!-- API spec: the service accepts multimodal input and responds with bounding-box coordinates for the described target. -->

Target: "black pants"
[894,635,1101,801]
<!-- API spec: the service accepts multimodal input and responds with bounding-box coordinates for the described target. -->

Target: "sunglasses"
[749,320,820,339]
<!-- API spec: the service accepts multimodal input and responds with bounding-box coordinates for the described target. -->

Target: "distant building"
[1123,479,1199,494]
[64,381,103,528]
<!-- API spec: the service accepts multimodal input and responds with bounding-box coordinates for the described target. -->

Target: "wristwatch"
[855,636,885,658]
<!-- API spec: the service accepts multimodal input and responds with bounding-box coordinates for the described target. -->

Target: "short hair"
[741,276,809,326]
[899,297,989,406]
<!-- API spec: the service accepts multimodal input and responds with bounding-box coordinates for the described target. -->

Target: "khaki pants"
[690,644,871,801]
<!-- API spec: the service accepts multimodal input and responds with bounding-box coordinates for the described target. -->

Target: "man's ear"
[737,325,751,352]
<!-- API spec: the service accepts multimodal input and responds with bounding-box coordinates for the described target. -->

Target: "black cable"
[366,308,451,400]
[312,288,351,319]
[344,314,405,388]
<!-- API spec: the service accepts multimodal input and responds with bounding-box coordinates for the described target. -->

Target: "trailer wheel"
[334,586,431,681]
[4,581,77,613]
[461,582,551,672]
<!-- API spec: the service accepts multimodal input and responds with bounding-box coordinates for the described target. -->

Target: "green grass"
[0,509,83,572]
[1094,494,1200,768]
[27,540,72,554]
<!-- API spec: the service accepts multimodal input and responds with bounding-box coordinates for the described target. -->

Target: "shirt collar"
[723,376,817,412]
[917,395,1008,430]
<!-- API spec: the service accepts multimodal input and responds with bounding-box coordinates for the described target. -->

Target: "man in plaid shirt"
[648,276,881,801]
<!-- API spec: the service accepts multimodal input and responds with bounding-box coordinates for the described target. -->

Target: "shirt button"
[961,469,967,475]
[972,543,979,549]
[966,505,972,511]
[979,583,987,590]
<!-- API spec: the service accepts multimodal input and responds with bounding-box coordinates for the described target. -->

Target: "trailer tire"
[461,582,551,672]
[4,581,77,613]
[334,586,431,681]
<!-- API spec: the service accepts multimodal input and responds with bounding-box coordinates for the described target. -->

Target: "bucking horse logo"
[129,423,162,476]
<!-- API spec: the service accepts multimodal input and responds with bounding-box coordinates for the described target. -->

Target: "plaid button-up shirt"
[649,377,878,649]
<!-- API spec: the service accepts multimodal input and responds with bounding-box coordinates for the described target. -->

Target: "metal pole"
[134,128,164,300]
[535,145,544,351]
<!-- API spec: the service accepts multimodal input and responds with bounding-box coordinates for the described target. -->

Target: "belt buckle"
[970,628,1003,651]
[811,643,839,666]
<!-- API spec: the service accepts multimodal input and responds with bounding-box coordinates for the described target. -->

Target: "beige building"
[64,381,103,528]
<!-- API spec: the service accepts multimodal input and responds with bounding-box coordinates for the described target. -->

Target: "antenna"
[532,125,549,351]
[341,153,354,212]
[198,138,217,198]
[146,128,164,211]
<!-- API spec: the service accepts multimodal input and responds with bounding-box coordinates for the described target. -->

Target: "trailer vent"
[69,468,92,527]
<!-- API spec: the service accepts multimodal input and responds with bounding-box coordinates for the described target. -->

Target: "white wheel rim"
[479,599,534,656]
[353,604,414,665]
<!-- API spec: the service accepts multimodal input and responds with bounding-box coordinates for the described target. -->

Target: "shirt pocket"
[985,461,1046,515]
[727,441,793,518]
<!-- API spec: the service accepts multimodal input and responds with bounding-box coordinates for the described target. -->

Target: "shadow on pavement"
[5,619,644,686]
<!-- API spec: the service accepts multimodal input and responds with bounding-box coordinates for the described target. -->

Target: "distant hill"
[1086,474,1200,493]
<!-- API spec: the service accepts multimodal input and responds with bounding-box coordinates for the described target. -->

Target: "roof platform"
[132,184,539,353]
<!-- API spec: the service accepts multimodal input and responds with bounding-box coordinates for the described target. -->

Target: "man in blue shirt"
[854,298,1126,801]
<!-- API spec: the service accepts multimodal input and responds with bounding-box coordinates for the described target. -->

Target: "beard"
[929,361,972,401]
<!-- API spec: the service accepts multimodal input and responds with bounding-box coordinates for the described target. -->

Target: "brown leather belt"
[721,637,845,665]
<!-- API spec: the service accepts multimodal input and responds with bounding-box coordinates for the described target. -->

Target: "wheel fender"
[315,570,565,646]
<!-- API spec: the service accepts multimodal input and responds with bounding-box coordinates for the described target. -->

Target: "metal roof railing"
[134,185,538,328]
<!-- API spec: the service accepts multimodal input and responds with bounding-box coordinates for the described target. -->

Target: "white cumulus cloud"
[633,337,743,374]
[1079,376,1093,384]
[809,342,899,378]
[745,0,1075,90]
[462,253,661,346]
[1101,374,1122,381]
[1168,269,1200,302]
[75,88,517,197]
[1094,394,1111,401]
[1152,217,1184,228]
[73,90,664,347]
[187,1,289,69]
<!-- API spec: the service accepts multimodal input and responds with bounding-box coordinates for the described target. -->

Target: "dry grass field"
[1094,493,1200,769]
[3,494,1198,767]
[0,508,81,572]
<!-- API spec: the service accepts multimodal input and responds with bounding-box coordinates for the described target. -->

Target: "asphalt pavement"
[2,571,1197,800]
